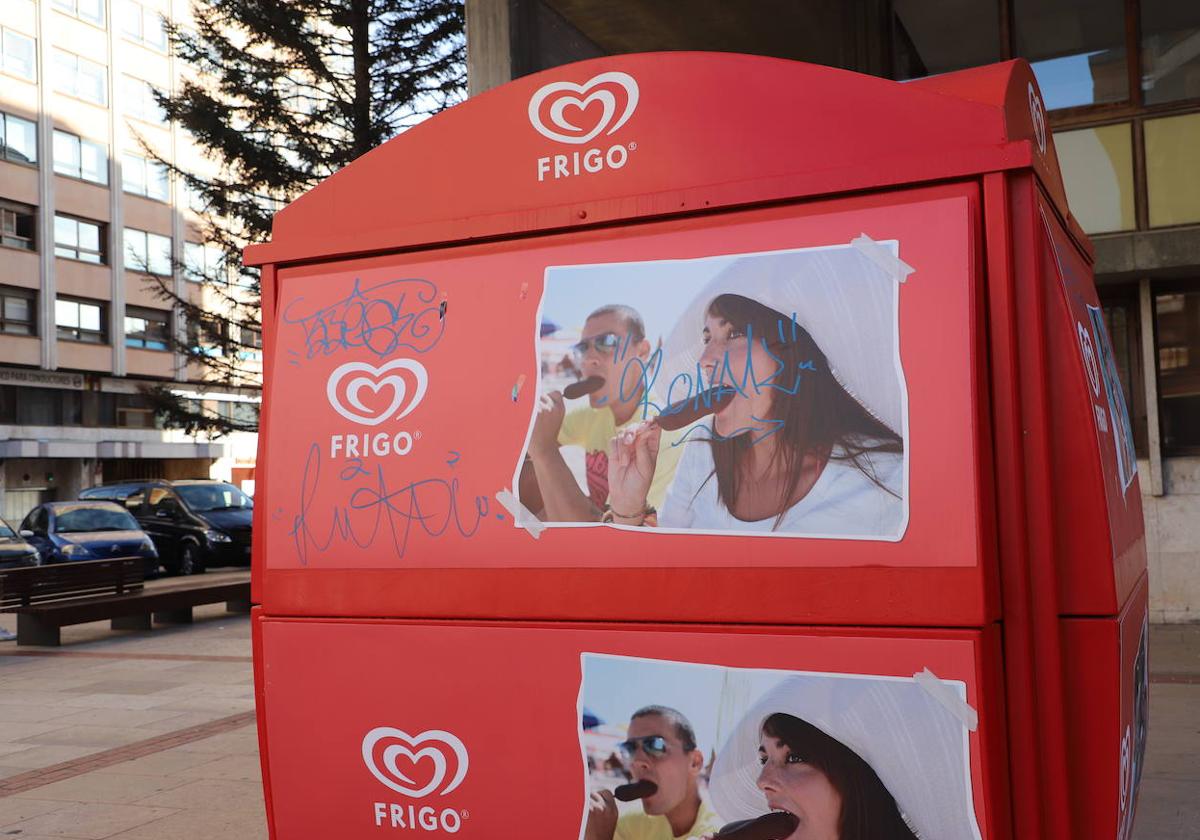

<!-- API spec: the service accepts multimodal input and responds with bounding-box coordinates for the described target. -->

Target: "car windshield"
[0,523,14,538]
[55,507,139,533]
[176,483,253,512]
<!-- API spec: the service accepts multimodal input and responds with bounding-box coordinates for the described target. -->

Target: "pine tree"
[145,0,465,435]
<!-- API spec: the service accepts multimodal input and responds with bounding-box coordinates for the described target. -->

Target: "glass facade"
[1145,113,1200,228]
[1055,124,1137,234]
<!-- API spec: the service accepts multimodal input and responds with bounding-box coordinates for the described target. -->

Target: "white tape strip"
[495,488,546,539]
[851,234,915,282]
[914,668,978,731]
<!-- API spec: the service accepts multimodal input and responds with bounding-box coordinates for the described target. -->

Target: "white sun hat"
[709,674,982,840]
[659,245,904,436]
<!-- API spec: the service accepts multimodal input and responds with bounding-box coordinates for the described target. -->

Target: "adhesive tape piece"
[851,234,915,282]
[914,668,978,731]
[496,488,545,539]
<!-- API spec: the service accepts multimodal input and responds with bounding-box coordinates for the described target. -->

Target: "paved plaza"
[0,576,1195,838]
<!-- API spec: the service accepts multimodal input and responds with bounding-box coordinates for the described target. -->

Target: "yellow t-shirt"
[614,800,722,840]
[557,403,687,513]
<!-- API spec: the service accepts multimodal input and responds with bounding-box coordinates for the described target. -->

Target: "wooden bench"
[0,560,251,646]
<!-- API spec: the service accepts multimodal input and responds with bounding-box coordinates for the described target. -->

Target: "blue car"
[19,501,160,576]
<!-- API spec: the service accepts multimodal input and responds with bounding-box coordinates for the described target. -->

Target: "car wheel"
[178,542,205,576]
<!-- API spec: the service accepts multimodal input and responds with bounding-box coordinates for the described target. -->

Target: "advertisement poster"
[579,655,980,840]
[517,244,908,540]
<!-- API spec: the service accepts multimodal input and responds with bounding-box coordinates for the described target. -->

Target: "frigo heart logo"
[362,728,469,798]
[326,359,428,426]
[528,71,639,145]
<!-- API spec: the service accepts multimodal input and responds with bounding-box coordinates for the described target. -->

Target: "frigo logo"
[528,71,640,181]
[363,727,469,834]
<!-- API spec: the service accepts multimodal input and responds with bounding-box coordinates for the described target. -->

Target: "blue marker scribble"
[282,277,445,360]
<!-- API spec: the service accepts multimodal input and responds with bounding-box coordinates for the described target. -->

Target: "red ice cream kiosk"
[245,54,1148,840]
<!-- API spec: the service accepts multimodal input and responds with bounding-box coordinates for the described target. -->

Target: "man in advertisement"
[523,304,684,524]
[585,706,720,840]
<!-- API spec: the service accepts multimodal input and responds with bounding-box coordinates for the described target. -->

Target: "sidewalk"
[0,580,1195,838]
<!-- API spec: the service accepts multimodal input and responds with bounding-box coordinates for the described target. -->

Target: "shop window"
[1145,113,1200,229]
[1,112,37,165]
[115,393,159,428]
[0,287,36,336]
[55,297,106,343]
[891,0,1001,80]
[16,389,57,425]
[1155,288,1200,453]
[123,227,171,275]
[53,130,108,184]
[52,0,105,27]
[54,214,106,264]
[119,0,167,52]
[53,48,107,105]
[1,28,36,82]
[1015,0,1128,110]
[1141,2,1200,106]
[1055,123,1136,234]
[124,306,170,350]
[0,200,36,251]
[122,152,169,200]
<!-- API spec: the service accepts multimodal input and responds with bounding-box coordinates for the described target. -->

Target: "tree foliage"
[147,0,465,434]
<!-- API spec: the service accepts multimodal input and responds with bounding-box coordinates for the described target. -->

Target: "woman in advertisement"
[705,675,979,840]
[606,248,907,539]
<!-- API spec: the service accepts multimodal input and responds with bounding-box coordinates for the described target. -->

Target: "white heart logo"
[362,728,469,797]
[528,71,639,145]
[326,359,428,426]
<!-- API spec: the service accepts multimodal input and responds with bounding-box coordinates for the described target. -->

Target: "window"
[53,49,107,105]
[1,28,36,82]
[1144,113,1200,229]
[53,130,107,184]
[183,241,224,281]
[0,200,36,251]
[218,399,258,427]
[55,297,106,343]
[124,306,170,350]
[123,227,171,275]
[0,287,35,336]
[54,214,105,264]
[1055,124,1136,234]
[119,0,167,52]
[122,75,167,125]
[1,112,36,164]
[122,152,168,200]
[1141,2,1200,106]
[1156,288,1200,453]
[52,0,105,27]
[1015,0,1128,110]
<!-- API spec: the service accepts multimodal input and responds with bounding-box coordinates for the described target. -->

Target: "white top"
[658,439,905,538]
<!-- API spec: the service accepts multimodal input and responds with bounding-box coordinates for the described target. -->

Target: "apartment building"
[0,0,258,522]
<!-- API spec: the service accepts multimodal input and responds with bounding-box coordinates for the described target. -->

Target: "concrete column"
[1139,278,1164,496]
[108,0,126,376]
[465,0,513,97]
[35,0,57,370]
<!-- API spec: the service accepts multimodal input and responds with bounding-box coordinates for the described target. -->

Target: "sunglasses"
[617,735,670,759]
[571,332,624,357]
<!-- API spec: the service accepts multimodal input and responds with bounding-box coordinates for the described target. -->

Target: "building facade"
[0,0,258,524]
[464,0,1200,622]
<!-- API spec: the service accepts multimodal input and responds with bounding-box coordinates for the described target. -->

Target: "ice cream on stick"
[563,376,605,399]
[613,780,657,802]
[651,387,732,431]
[713,812,800,840]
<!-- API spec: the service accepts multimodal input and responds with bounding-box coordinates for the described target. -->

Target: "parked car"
[80,480,253,575]
[18,501,159,575]
[0,517,40,569]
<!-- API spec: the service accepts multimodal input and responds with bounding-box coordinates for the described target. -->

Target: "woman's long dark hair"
[703,294,902,526]
[761,713,918,840]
